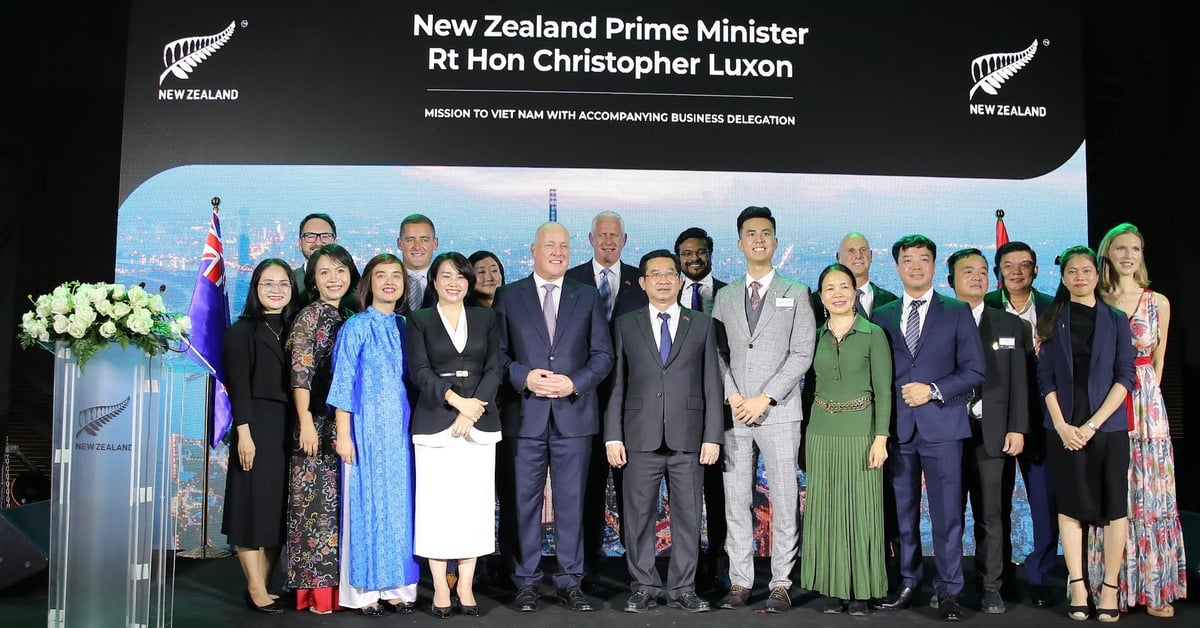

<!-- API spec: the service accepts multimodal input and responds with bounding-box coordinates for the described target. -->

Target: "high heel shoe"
[458,601,480,616]
[431,604,453,618]
[1066,578,1089,621]
[1096,581,1120,623]
[243,590,285,614]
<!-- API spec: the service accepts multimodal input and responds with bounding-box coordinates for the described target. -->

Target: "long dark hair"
[304,243,361,314]
[357,253,409,314]
[240,258,301,325]
[466,250,505,307]
[1036,245,1100,343]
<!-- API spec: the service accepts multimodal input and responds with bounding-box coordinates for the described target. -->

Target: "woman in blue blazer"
[1035,246,1136,623]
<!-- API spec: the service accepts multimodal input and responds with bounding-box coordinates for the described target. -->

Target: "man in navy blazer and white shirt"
[872,235,985,622]
[493,222,614,613]
[604,250,723,614]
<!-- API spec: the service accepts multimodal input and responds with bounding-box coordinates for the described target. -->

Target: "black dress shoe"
[874,585,917,611]
[624,590,656,613]
[512,587,540,612]
[557,586,595,612]
[243,590,285,614]
[980,587,1006,614]
[357,604,386,617]
[847,600,871,616]
[666,591,710,612]
[459,602,479,616]
[763,586,791,612]
[718,584,751,609]
[938,594,966,621]
[431,604,452,618]
[822,596,844,614]
[1030,584,1054,608]
[383,600,415,614]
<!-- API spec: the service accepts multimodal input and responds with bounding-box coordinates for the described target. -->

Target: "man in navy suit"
[872,235,985,621]
[983,241,1058,607]
[565,211,647,580]
[494,222,614,612]
[604,250,723,613]
[396,213,439,310]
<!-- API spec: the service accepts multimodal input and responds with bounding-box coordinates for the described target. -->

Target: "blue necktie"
[690,282,702,311]
[906,299,925,355]
[658,312,671,365]
[598,268,613,320]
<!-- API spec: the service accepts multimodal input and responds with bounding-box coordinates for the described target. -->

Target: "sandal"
[1146,604,1174,618]
[1096,581,1120,623]
[1066,577,1089,621]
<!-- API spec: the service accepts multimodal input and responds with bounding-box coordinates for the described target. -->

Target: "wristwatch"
[1086,420,1099,432]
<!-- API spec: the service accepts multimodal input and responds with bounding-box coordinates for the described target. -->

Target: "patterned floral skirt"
[285,413,342,596]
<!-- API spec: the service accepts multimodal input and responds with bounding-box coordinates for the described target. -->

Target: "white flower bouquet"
[18,281,192,368]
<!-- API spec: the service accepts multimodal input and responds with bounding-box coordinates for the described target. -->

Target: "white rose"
[52,285,72,298]
[111,284,127,299]
[35,295,52,318]
[21,317,47,339]
[126,311,153,335]
[177,315,192,333]
[148,294,166,314]
[126,285,149,307]
[22,312,34,324]
[37,329,50,342]
[99,321,118,338]
[53,315,70,334]
[89,286,109,305]
[74,304,97,324]
[66,320,89,339]
[95,299,112,316]
[50,295,72,315]
[110,302,132,318]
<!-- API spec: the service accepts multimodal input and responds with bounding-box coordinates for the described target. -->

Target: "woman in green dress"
[800,263,892,616]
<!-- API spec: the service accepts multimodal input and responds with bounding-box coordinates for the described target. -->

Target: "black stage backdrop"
[1,1,1195,511]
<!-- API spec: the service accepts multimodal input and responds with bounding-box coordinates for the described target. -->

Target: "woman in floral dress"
[1090,223,1187,617]
[284,244,359,614]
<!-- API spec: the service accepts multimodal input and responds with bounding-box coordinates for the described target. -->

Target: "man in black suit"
[949,248,1029,614]
[982,241,1058,607]
[604,250,723,614]
[293,213,337,302]
[812,232,898,325]
[397,213,439,311]
[565,211,648,580]
[673,226,727,588]
[493,222,614,613]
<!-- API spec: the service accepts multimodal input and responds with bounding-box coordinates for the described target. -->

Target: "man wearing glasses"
[295,213,338,301]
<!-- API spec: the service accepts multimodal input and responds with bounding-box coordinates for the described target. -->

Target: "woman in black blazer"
[222,258,300,614]
[1035,246,1135,622]
[406,252,503,617]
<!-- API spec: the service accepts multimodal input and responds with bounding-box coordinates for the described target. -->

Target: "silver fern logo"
[969,39,1037,100]
[159,21,236,86]
[76,397,130,438]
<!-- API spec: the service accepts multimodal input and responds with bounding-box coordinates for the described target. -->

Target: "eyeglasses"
[644,271,680,281]
[678,249,710,259]
[300,232,337,244]
[258,280,292,291]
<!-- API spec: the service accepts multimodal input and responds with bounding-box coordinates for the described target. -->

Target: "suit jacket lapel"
[554,281,581,346]
[257,322,285,364]
[913,293,942,356]
[726,278,752,339]
[519,278,553,347]
[664,310,693,366]
[750,280,784,340]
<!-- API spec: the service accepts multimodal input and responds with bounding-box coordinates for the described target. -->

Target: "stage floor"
[2,555,1193,627]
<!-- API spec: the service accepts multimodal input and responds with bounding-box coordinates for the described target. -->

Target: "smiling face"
[638,256,682,309]
[298,216,335,261]
[589,215,626,267]
[951,253,989,304]
[677,237,712,282]
[819,268,856,317]
[736,217,778,265]
[312,253,351,305]
[1062,254,1098,301]
[256,264,293,314]
[837,235,872,285]
[896,245,934,296]
[1106,232,1144,278]
[397,222,438,272]
[369,262,406,307]
[473,256,503,298]
[532,223,570,281]
[999,250,1037,294]
[433,259,470,306]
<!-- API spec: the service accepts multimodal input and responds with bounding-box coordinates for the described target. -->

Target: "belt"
[814,394,872,413]
[438,370,471,378]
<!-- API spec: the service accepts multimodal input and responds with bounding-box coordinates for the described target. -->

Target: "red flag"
[995,211,1010,248]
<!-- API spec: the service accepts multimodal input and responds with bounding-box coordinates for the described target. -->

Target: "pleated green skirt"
[799,433,888,600]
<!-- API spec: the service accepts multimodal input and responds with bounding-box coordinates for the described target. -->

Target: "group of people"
[217,207,1186,623]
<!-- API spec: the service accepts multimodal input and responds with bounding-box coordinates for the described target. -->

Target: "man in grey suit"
[712,206,816,613]
[605,250,723,614]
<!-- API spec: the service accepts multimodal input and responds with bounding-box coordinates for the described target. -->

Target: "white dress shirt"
[533,274,564,317]
[858,283,875,316]
[744,269,776,297]
[436,303,468,353]
[648,303,682,352]
[683,274,716,311]
[900,287,935,337]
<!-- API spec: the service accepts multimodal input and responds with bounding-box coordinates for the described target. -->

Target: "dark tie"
[690,282,702,311]
[658,312,671,365]
[905,299,925,355]
[747,281,763,333]
[542,284,557,340]
[598,268,613,320]
[854,286,867,317]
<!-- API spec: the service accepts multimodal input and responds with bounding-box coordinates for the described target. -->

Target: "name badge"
[995,336,1017,350]
[775,297,794,307]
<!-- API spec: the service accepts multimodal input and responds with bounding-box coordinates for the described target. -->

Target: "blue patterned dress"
[327,307,420,590]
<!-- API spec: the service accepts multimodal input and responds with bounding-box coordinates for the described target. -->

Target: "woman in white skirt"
[406,252,504,618]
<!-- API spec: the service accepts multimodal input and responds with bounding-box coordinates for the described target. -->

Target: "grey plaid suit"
[712,273,815,590]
